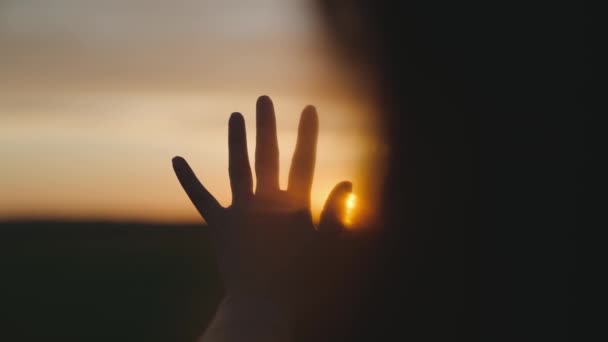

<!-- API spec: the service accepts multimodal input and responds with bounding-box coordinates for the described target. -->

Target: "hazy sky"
[0,0,385,224]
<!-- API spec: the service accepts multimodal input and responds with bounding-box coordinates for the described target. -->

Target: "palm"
[216,192,315,295]
[172,95,351,298]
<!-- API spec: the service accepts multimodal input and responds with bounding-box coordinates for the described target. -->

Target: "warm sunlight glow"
[344,193,357,226]
[0,0,384,225]
[346,194,356,210]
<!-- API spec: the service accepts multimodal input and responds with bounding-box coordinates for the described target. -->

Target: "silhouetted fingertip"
[229,112,244,125]
[334,180,353,193]
[172,156,185,166]
[301,105,319,124]
[324,181,352,208]
[318,180,354,234]
[172,157,194,175]
[256,95,272,108]
[324,181,353,211]
[256,97,274,122]
[303,104,317,115]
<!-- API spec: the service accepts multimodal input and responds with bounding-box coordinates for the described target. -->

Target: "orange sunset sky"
[0,0,386,224]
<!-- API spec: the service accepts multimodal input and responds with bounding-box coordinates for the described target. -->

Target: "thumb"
[318,181,352,235]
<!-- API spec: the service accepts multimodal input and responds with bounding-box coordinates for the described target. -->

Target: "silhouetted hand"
[172,96,352,341]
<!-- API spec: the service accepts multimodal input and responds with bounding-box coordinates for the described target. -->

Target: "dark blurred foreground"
[0,221,221,342]
[0,221,375,342]
[316,1,583,341]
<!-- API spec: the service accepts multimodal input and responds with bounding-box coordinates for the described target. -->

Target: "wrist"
[200,293,292,342]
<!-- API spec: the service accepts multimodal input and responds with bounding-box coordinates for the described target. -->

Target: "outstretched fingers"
[288,105,318,206]
[318,181,352,234]
[255,95,280,195]
[172,156,223,225]
[228,112,253,206]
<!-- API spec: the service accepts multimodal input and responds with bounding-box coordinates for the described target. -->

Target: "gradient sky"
[0,0,385,224]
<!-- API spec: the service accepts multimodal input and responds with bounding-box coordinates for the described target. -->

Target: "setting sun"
[344,193,357,226]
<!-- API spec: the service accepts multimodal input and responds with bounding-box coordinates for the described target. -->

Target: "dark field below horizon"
[1,221,222,342]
